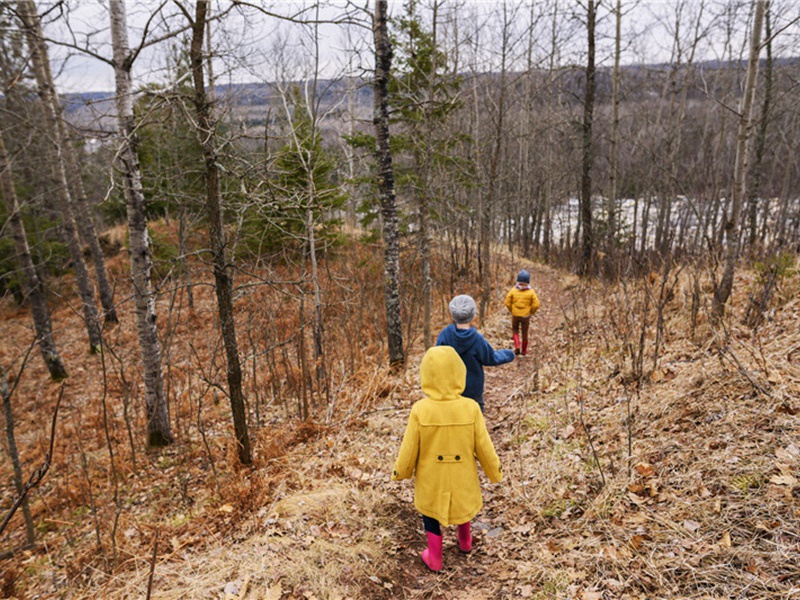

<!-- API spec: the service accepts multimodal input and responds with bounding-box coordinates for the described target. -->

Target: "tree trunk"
[60,128,118,324]
[190,0,251,463]
[373,0,404,368]
[747,3,772,252]
[18,0,103,352]
[0,132,67,380]
[578,0,596,276]
[607,0,621,263]
[713,0,766,317]
[480,2,509,320]
[109,0,173,447]
[1,369,35,546]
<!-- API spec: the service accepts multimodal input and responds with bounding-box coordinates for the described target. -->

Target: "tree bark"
[578,0,596,276]
[190,0,251,463]
[480,3,509,320]
[58,120,118,324]
[1,369,35,546]
[0,132,67,380]
[17,0,103,352]
[607,0,621,263]
[109,0,173,447]
[713,0,766,317]
[747,2,772,252]
[373,0,404,368]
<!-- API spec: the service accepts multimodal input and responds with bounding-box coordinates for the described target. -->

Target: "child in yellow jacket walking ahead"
[392,346,502,571]
[505,269,540,356]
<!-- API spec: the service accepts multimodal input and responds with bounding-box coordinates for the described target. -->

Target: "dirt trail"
[82,261,568,600]
[382,260,567,599]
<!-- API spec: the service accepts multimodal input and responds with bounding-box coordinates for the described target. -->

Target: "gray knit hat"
[449,294,476,324]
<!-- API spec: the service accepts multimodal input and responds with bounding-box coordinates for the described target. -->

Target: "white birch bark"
[109,0,172,446]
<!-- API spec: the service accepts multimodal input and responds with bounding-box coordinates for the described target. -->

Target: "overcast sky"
[39,1,799,95]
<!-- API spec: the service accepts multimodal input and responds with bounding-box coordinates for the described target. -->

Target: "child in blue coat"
[435,295,515,412]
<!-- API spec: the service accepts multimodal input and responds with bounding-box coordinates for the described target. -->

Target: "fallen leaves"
[769,474,798,486]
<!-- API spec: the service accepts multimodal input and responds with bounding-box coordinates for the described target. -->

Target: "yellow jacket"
[392,346,502,526]
[505,285,540,317]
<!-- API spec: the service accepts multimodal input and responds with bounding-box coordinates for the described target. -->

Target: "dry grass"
[2,238,799,599]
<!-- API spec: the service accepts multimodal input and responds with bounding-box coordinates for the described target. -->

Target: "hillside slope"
[2,254,798,599]
[66,257,798,599]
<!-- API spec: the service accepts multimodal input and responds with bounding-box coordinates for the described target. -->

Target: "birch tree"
[109,0,173,447]
[17,0,103,351]
[713,0,766,317]
[0,131,67,380]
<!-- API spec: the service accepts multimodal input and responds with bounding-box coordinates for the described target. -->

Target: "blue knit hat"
[517,270,530,284]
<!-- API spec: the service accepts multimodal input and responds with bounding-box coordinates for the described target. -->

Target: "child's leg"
[422,516,441,535]
[420,515,443,571]
[521,316,531,355]
[512,317,521,354]
[457,521,472,552]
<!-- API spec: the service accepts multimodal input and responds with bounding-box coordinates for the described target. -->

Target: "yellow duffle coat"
[505,286,540,317]
[392,346,502,526]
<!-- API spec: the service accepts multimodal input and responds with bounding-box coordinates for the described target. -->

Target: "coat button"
[455,455,461,461]
[437,456,443,461]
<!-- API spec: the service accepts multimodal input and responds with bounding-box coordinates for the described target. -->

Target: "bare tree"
[607,0,622,264]
[578,0,597,276]
[1,350,37,547]
[187,0,251,463]
[746,1,773,252]
[713,0,766,317]
[109,0,173,447]
[0,130,68,380]
[17,0,103,352]
[373,0,404,368]
[58,120,119,324]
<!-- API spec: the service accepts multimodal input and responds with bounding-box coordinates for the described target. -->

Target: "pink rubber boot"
[457,522,472,553]
[421,531,443,571]
[513,334,521,355]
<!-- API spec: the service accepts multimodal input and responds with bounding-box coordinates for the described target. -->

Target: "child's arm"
[504,288,514,312]
[392,407,420,480]
[476,336,515,366]
[530,289,541,315]
[474,409,502,483]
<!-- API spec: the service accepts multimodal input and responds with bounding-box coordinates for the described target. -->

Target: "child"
[504,269,540,356]
[435,294,515,412]
[392,345,503,571]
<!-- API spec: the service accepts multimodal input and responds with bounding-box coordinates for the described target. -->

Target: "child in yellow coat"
[504,269,540,356]
[392,345,502,571]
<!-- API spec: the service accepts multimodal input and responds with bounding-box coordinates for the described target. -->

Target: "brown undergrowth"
[1,237,798,599]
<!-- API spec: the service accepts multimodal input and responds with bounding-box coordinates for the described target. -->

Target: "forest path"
[385,258,570,599]
[105,258,571,600]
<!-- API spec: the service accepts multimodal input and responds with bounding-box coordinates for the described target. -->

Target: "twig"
[145,528,159,600]
[0,384,64,537]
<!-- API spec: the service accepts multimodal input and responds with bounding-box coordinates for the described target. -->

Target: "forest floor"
[2,249,800,599]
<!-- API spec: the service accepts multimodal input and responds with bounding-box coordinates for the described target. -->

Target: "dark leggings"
[512,315,530,344]
[422,515,441,535]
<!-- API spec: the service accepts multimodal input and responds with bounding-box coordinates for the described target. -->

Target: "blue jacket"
[435,324,515,409]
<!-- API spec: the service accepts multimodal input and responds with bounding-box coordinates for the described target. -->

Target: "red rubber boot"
[457,522,472,553]
[421,532,443,571]
[522,340,528,356]
[513,334,521,355]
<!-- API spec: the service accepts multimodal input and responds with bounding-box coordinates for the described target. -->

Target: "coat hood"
[420,346,466,400]
[437,324,481,355]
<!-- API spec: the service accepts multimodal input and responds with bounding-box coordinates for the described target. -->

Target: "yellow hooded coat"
[505,286,540,318]
[392,346,502,526]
